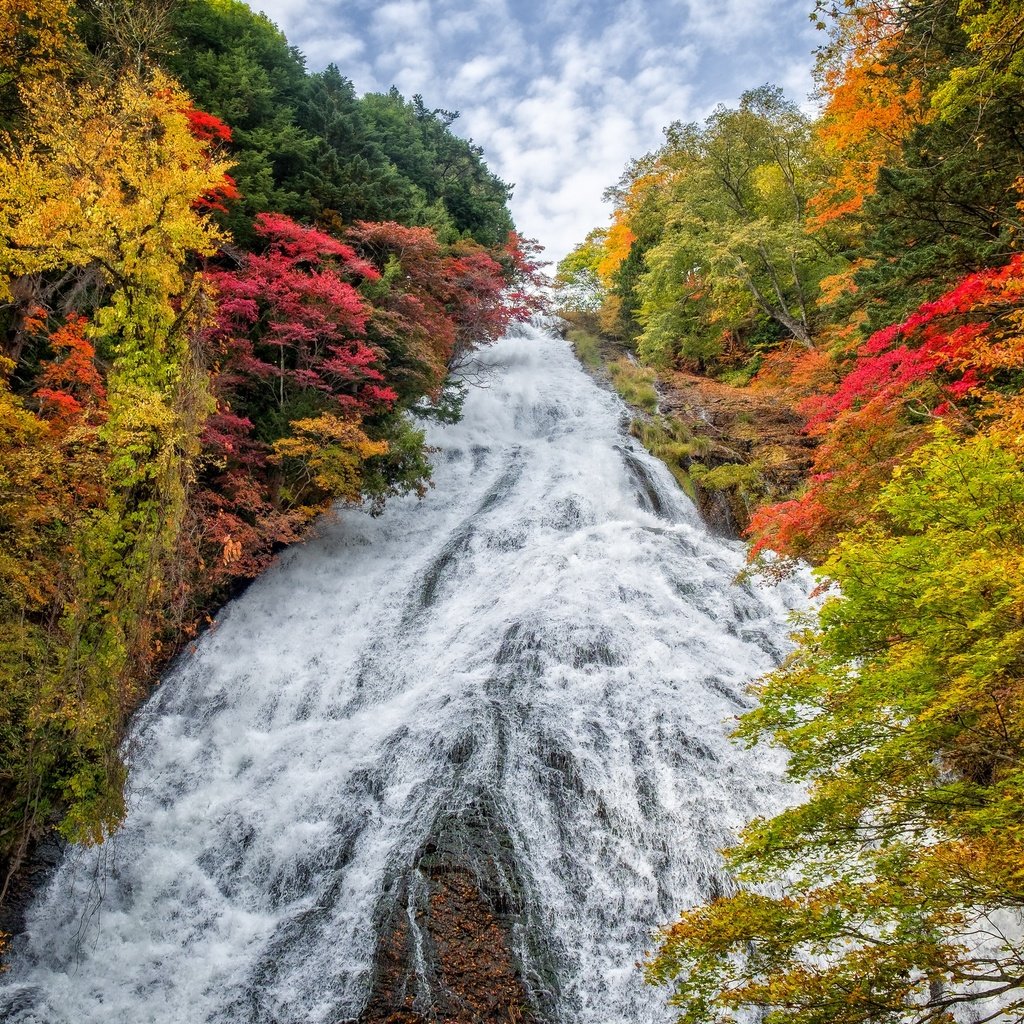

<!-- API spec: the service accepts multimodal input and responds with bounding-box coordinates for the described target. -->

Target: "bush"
[608,358,658,412]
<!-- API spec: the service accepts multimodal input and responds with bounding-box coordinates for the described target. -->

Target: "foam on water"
[0,326,808,1024]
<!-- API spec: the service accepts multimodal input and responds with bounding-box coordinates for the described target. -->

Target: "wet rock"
[361,861,536,1024]
[0,832,65,943]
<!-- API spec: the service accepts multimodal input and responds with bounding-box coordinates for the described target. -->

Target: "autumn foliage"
[749,255,1024,560]
[807,22,928,233]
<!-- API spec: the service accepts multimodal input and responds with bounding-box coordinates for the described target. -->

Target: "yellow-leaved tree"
[0,69,231,851]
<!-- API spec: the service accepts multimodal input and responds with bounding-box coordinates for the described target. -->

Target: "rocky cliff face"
[565,326,814,539]
[652,369,814,536]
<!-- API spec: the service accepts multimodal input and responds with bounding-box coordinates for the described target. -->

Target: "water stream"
[0,325,808,1024]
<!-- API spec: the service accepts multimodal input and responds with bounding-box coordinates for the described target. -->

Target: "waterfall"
[0,325,808,1024]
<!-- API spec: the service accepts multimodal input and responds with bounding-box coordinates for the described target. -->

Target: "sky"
[250,0,822,264]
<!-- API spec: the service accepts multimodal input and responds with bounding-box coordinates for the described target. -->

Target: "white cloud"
[450,54,513,101]
[298,33,367,72]
[436,10,483,37]
[371,0,433,38]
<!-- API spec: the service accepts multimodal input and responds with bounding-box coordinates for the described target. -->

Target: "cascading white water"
[0,325,808,1024]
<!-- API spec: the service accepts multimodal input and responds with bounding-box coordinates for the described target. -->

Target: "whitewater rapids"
[0,325,808,1024]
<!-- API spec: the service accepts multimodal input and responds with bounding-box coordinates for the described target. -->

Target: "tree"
[597,157,669,341]
[807,18,928,237]
[648,423,1024,1024]
[0,69,229,843]
[358,88,515,247]
[931,0,1024,118]
[165,0,318,239]
[0,327,108,875]
[195,212,394,585]
[555,229,607,316]
[635,86,838,362]
[298,64,421,226]
[748,255,1024,562]
[849,1,1024,327]
[0,0,83,127]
